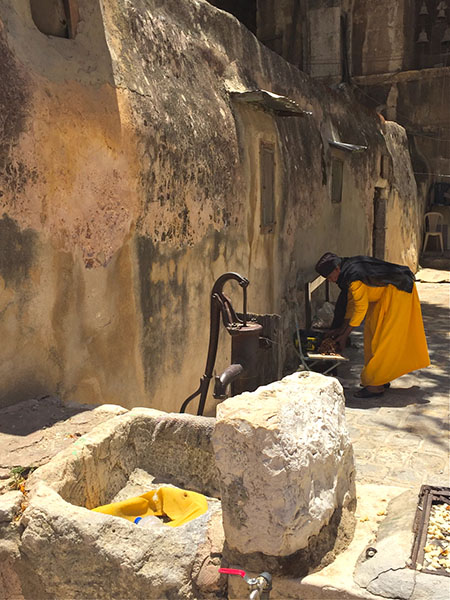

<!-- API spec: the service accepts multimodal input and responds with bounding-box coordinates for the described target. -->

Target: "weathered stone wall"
[351,0,414,76]
[0,0,408,412]
[354,69,449,254]
[349,0,448,252]
[0,0,147,410]
[353,73,450,189]
[309,0,342,81]
[256,0,304,66]
[382,121,423,269]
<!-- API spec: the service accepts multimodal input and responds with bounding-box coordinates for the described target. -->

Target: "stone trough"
[14,409,225,599]
[1,372,356,599]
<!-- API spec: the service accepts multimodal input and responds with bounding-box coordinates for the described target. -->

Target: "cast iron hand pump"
[180,272,262,416]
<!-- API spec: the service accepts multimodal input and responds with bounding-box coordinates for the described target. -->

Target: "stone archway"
[30,0,79,39]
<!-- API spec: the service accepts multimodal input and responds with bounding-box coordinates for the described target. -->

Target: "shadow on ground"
[0,396,96,436]
[419,251,450,271]
[344,386,431,409]
[339,280,449,458]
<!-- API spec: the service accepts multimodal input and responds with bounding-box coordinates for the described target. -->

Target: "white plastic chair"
[423,212,444,254]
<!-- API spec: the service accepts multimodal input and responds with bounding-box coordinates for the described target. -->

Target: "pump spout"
[213,364,244,399]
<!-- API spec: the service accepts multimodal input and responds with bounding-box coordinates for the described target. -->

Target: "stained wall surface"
[350,0,449,246]
[0,0,415,413]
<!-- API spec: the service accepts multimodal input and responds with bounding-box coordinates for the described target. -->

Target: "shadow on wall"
[30,0,78,39]
[0,215,37,287]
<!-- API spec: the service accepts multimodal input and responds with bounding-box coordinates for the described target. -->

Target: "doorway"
[206,1,257,34]
[372,187,386,259]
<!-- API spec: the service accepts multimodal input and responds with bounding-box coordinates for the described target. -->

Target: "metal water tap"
[219,568,272,600]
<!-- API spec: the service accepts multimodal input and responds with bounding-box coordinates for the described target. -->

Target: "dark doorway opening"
[207,1,257,34]
[30,0,78,39]
[372,187,386,259]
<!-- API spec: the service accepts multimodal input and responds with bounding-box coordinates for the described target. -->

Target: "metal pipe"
[230,322,263,396]
[213,363,244,399]
[243,286,248,326]
[180,272,250,415]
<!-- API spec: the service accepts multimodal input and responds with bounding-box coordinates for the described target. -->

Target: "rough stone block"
[0,490,23,523]
[0,490,23,562]
[212,371,355,557]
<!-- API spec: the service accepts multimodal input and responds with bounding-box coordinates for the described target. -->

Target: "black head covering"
[315,252,342,277]
[337,255,415,293]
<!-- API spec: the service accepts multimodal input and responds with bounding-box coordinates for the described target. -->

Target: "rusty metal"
[181,272,265,416]
[410,485,450,577]
[227,322,263,397]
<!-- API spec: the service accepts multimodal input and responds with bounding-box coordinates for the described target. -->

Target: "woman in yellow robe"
[315,253,430,398]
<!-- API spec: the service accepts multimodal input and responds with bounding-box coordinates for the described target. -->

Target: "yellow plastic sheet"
[91,487,208,527]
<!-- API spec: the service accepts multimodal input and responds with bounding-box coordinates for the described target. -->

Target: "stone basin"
[19,408,225,599]
[1,372,357,599]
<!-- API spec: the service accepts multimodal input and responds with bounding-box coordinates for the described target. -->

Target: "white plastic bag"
[311,302,335,329]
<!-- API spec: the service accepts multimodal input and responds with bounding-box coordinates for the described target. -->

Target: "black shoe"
[353,387,385,398]
[360,382,391,388]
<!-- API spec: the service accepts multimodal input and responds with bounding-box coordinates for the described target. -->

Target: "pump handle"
[219,567,247,578]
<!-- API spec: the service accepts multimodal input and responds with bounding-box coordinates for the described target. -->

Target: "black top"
[337,255,415,293]
[331,255,415,329]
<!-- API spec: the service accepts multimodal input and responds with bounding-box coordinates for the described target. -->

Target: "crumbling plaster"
[0,0,413,412]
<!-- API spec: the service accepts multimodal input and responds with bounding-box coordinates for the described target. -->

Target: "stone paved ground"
[266,273,450,600]
[340,279,449,489]
[0,399,126,494]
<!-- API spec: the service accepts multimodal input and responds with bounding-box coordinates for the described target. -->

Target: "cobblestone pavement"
[339,281,449,489]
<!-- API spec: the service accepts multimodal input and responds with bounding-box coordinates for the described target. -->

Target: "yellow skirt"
[358,284,430,386]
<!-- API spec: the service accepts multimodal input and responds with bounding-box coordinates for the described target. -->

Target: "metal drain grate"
[410,485,450,577]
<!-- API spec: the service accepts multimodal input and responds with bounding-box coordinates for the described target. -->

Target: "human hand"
[334,333,349,352]
[324,328,341,339]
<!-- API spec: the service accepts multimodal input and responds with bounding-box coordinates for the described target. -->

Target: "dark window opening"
[331,157,344,203]
[207,1,257,34]
[372,187,386,259]
[380,154,391,179]
[30,0,79,39]
[260,141,275,232]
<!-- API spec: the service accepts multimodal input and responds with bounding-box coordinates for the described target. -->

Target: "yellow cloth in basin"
[91,487,208,527]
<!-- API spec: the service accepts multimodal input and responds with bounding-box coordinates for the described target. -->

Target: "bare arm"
[332,320,353,351]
